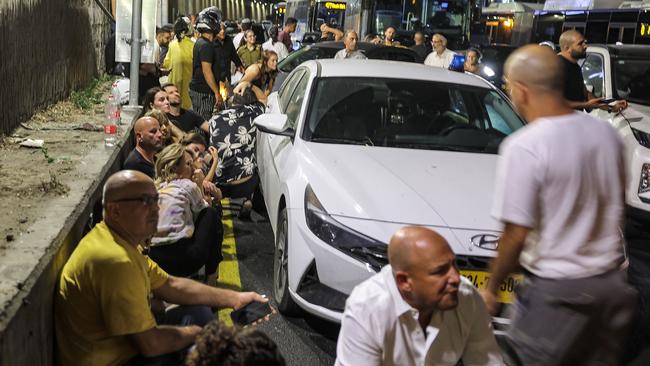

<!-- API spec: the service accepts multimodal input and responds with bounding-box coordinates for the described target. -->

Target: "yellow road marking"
[217,199,241,326]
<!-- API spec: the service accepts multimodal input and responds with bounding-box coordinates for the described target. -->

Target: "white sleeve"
[276,43,289,61]
[335,302,382,366]
[491,140,541,228]
[423,52,434,66]
[461,288,505,366]
[182,179,208,216]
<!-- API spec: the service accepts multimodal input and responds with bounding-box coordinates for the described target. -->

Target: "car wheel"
[273,208,300,315]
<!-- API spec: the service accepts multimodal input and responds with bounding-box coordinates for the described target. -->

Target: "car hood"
[301,143,501,231]
[626,103,650,134]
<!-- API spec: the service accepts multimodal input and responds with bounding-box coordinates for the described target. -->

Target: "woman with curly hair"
[233,50,278,96]
[149,143,223,285]
[186,321,285,366]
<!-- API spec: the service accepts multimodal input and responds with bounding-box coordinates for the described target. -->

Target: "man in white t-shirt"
[334,31,367,60]
[483,45,637,366]
[336,226,504,366]
[424,33,455,68]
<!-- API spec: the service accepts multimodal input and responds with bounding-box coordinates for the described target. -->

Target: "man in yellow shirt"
[55,170,267,366]
[163,16,196,110]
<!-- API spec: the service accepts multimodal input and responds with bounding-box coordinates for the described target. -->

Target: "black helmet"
[196,7,222,34]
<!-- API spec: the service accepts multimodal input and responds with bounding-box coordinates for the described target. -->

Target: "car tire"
[273,208,301,315]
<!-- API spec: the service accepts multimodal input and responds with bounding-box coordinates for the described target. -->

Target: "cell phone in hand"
[230,301,272,326]
[599,98,617,105]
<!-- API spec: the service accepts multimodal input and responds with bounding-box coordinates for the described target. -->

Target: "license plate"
[460,270,523,304]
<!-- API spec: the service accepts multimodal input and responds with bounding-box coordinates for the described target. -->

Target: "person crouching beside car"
[148,143,223,286]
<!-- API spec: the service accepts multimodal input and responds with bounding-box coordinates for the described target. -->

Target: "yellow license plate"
[460,270,523,304]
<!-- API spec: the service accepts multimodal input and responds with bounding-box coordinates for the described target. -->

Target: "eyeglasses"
[109,194,159,206]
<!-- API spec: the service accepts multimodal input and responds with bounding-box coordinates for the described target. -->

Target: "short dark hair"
[232,88,259,107]
[186,321,285,366]
[285,17,297,26]
[181,132,207,148]
[157,24,173,34]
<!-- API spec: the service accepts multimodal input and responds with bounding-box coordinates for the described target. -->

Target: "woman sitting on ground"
[232,50,278,97]
[141,87,185,142]
[149,143,223,285]
[181,132,222,205]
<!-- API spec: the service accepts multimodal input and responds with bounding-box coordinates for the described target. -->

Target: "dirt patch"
[0,78,114,245]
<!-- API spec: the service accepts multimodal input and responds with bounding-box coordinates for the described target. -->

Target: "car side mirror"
[254,114,295,137]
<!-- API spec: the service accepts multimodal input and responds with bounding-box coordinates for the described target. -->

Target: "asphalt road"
[228,204,338,366]
[225,199,650,366]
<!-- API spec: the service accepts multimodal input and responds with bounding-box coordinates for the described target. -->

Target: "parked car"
[273,41,420,91]
[581,45,650,223]
[254,59,526,325]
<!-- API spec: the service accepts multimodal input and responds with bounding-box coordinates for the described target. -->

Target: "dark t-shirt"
[214,37,243,82]
[167,109,205,133]
[410,44,429,63]
[190,37,216,94]
[123,148,155,179]
[560,55,587,105]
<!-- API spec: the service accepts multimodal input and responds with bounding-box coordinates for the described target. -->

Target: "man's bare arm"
[128,325,201,357]
[153,275,266,310]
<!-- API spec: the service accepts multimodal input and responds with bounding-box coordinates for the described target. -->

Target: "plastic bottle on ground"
[104,96,120,147]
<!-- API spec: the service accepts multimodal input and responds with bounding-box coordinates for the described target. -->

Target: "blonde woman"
[149,143,223,285]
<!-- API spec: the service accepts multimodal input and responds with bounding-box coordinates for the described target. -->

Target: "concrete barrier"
[0,107,140,365]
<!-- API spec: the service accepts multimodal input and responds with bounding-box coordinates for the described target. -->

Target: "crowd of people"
[56,5,643,364]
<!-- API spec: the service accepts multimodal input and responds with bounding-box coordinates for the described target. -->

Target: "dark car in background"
[273,41,421,90]
[475,44,516,91]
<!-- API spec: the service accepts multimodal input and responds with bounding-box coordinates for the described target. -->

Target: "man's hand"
[214,93,224,110]
[611,99,628,112]
[480,290,499,316]
[232,292,276,325]
[233,81,251,96]
[584,97,604,109]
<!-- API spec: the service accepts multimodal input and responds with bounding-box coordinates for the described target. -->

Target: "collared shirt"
[209,103,265,184]
[335,266,504,366]
[237,44,263,68]
[334,48,368,60]
[492,112,625,279]
[424,48,456,68]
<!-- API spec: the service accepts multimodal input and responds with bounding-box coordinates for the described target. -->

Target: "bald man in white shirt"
[336,226,504,366]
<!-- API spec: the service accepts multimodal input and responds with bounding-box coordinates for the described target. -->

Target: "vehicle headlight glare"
[631,128,650,149]
[482,65,496,78]
[304,185,387,272]
[640,163,650,195]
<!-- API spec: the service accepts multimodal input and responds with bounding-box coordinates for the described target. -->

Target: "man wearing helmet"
[189,9,224,121]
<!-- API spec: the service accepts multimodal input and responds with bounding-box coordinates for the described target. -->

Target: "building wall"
[0,0,112,135]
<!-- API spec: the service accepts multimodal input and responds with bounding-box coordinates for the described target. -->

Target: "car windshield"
[278,46,338,73]
[303,77,524,153]
[612,58,650,106]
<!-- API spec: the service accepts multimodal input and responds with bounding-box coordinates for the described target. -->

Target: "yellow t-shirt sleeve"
[147,256,170,289]
[96,261,158,336]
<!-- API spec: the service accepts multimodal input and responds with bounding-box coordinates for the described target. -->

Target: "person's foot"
[238,199,253,220]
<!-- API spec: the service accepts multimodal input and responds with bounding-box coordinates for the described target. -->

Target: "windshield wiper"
[392,143,484,152]
[310,137,371,146]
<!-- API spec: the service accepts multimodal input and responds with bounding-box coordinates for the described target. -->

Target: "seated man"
[336,226,504,366]
[123,116,164,179]
[209,86,267,218]
[162,82,209,136]
[186,320,286,366]
[55,170,268,366]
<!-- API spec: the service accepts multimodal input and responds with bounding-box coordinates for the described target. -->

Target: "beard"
[571,48,586,60]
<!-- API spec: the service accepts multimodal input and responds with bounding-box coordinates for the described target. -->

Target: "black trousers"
[149,207,223,277]
[218,173,259,199]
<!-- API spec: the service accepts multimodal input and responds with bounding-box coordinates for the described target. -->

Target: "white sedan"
[582,45,650,224]
[254,59,526,323]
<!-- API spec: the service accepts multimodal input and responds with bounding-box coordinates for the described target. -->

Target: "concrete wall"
[0,109,138,366]
[0,0,112,135]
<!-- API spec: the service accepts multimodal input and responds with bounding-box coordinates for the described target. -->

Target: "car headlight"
[640,164,650,198]
[304,184,387,272]
[631,128,650,149]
